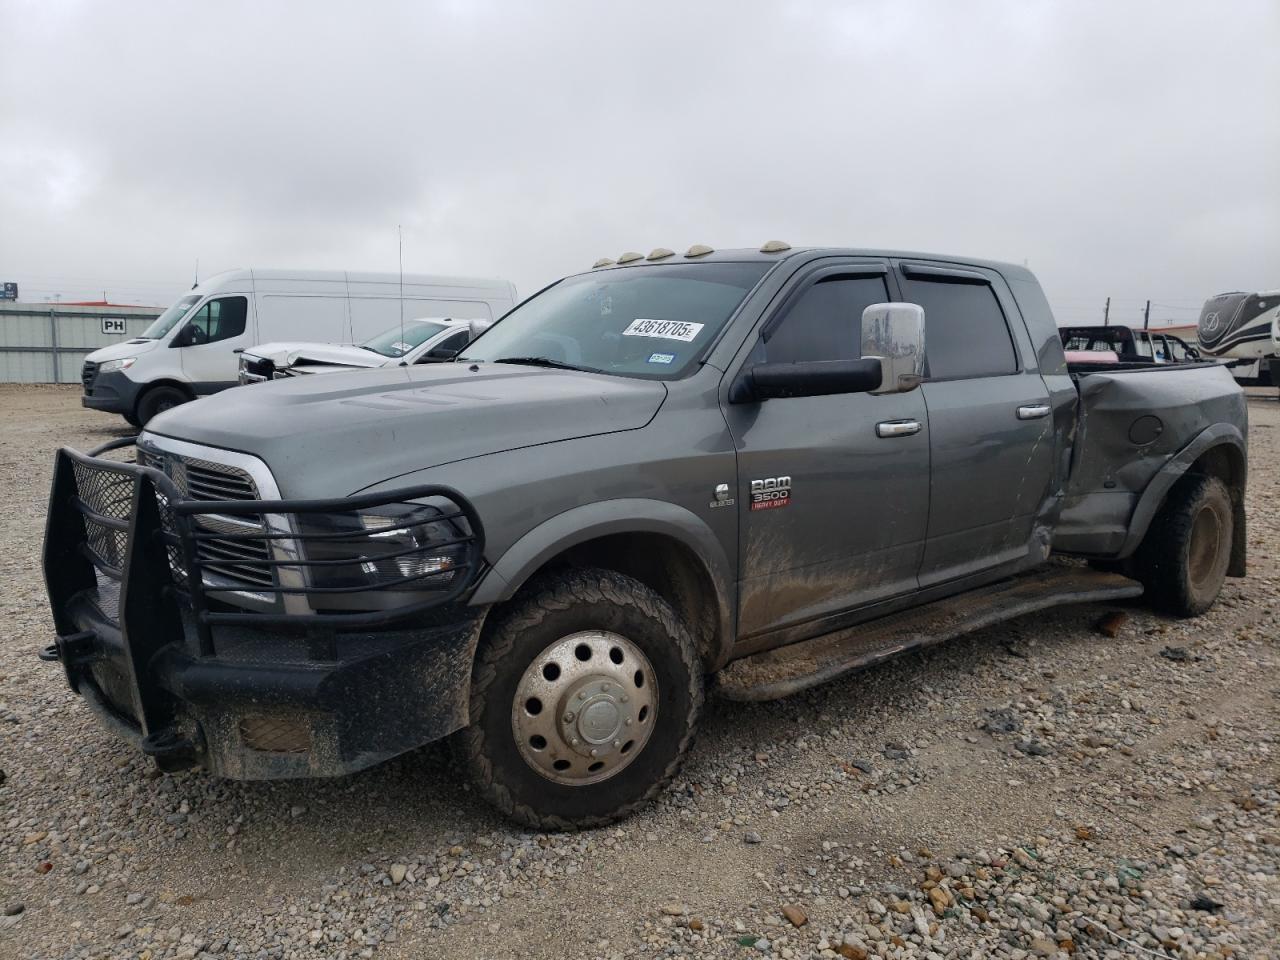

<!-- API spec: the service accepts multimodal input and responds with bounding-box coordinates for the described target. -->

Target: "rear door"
[723,260,931,644]
[895,263,1055,588]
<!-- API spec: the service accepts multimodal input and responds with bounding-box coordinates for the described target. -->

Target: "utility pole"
[1143,299,1151,330]
[1103,296,1110,326]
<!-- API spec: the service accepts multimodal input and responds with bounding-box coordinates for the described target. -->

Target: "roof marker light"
[617,251,644,264]
[592,258,616,268]
[685,244,714,257]
[647,247,674,261]
[760,240,791,253]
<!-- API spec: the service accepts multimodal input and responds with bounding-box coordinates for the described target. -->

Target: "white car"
[81,267,516,425]
[238,317,489,383]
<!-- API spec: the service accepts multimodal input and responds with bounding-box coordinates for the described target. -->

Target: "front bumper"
[81,368,144,414]
[41,441,486,778]
[49,589,481,778]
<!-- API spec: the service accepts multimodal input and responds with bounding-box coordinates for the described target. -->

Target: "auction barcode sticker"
[621,318,704,342]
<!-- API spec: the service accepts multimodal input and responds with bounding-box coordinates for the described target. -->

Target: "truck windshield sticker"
[647,352,676,365]
[622,319,704,342]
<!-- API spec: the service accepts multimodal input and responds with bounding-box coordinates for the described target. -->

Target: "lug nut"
[570,738,579,746]
[563,712,574,723]
[620,695,629,703]
[578,691,587,700]
[612,739,621,748]
[590,748,598,757]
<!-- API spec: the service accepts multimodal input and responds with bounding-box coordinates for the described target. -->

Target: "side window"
[416,328,469,362]
[899,276,1016,379]
[186,296,248,345]
[763,275,889,364]
[1167,337,1187,361]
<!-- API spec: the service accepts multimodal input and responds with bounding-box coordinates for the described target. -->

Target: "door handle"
[1017,403,1051,420]
[876,419,921,438]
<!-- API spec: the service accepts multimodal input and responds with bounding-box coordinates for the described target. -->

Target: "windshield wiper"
[492,356,597,373]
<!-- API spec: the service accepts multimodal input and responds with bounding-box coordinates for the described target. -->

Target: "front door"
[722,262,931,645]
[177,295,251,392]
[896,263,1056,587]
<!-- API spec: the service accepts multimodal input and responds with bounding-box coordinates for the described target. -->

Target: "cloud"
[1,0,1276,317]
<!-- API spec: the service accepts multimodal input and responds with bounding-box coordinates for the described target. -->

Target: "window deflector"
[759,264,889,343]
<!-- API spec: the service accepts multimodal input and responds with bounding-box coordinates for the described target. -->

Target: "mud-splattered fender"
[468,498,736,666]
[1117,422,1247,567]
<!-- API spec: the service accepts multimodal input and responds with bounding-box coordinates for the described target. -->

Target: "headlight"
[299,501,467,593]
[99,357,136,373]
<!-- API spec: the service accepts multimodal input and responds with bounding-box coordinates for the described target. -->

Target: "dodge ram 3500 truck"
[41,243,1248,829]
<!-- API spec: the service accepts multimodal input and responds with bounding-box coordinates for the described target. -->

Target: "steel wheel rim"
[512,630,658,786]
[1187,503,1224,588]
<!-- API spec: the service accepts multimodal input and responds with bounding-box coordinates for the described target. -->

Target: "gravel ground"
[2,384,1278,960]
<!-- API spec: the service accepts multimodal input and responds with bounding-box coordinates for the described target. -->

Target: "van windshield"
[141,295,201,340]
[460,262,771,379]
[361,319,451,358]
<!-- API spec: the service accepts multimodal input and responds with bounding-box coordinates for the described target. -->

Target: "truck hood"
[86,338,161,363]
[145,363,668,498]
[243,341,389,370]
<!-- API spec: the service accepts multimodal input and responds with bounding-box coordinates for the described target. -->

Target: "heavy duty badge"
[750,476,792,511]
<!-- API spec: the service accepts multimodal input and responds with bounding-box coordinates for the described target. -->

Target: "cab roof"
[584,246,1035,282]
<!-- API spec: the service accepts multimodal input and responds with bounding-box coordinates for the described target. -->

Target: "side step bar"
[716,566,1143,702]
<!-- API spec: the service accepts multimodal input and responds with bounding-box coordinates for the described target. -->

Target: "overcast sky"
[1,0,1276,327]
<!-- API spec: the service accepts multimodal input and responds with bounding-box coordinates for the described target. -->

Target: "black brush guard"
[41,438,486,776]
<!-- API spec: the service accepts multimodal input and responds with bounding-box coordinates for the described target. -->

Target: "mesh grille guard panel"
[47,438,485,635]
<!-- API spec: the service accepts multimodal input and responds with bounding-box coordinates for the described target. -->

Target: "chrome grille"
[137,445,274,592]
[180,458,258,501]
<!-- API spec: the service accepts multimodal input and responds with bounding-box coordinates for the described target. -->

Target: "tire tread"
[458,567,703,830]
[1133,474,1231,617]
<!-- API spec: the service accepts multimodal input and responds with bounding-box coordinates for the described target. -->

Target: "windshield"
[141,294,201,340]
[460,262,771,378]
[361,319,452,358]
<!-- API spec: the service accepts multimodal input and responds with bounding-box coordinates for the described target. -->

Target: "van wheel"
[136,386,189,425]
[459,568,703,830]
[1133,475,1233,617]
[122,411,141,429]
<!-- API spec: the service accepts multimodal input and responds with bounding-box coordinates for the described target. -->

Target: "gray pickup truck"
[42,243,1248,828]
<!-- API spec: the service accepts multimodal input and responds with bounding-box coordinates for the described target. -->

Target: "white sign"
[100,317,128,336]
[621,318,704,342]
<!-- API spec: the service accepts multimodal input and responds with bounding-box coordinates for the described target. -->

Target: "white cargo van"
[80,268,517,425]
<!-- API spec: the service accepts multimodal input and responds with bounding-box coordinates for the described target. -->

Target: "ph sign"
[101,317,128,336]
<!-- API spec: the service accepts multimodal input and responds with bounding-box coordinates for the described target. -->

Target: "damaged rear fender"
[1118,423,1247,573]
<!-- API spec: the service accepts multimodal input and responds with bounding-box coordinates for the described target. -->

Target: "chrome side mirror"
[861,303,925,394]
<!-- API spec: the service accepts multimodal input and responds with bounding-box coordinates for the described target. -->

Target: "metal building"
[0,302,163,384]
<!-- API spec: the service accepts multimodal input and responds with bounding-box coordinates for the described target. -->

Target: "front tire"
[1133,474,1233,617]
[459,568,703,830]
[136,385,189,425]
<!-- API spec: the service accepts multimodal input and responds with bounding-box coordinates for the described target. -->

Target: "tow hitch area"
[139,728,201,771]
